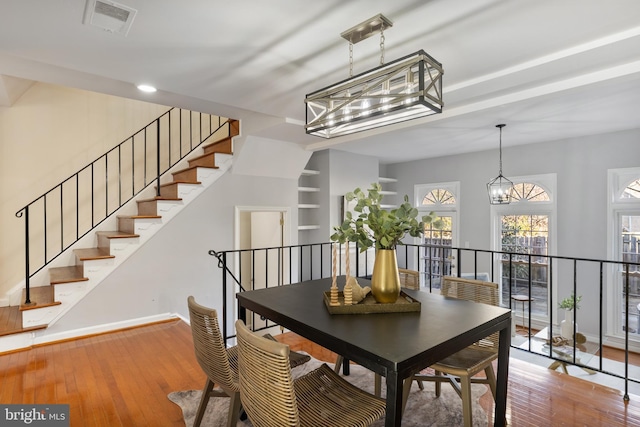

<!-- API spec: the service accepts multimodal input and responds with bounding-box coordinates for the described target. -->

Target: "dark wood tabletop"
[237,277,511,427]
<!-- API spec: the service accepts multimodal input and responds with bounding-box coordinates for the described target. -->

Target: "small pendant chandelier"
[486,124,513,204]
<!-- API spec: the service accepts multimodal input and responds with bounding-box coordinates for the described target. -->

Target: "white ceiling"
[1,0,639,164]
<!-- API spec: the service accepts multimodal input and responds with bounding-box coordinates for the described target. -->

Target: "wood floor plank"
[2,318,640,426]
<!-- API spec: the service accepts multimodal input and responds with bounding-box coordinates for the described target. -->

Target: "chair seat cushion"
[431,346,498,375]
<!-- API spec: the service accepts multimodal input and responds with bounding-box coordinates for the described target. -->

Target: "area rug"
[168,354,489,426]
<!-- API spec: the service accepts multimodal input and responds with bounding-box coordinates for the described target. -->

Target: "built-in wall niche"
[378,176,397,209]
[298,169,320,231]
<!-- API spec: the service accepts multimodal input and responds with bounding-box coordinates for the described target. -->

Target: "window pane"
[423,215,453,289]
[621,215,640,334]
[500,214,549,316]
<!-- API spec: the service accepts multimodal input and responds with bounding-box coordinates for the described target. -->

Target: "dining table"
[236,277,511,427]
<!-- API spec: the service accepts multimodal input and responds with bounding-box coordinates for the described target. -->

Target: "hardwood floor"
[2,319,640,426]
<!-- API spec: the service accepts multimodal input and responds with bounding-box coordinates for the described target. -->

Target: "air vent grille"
[83,0,137,36]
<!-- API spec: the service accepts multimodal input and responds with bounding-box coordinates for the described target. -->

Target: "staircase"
[0,115,239,350]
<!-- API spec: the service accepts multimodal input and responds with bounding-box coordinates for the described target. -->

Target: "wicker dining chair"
[235,319,386,427]
[187,296,310,427]
[398,268,420,290]
[406,276,500,427]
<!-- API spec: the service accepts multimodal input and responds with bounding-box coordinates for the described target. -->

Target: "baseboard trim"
[0,313,180,354]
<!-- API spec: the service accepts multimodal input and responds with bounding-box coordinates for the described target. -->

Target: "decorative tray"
[323,290,421,314]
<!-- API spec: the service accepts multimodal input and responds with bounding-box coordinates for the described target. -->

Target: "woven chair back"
[187,296,238,394]
[235,319,299,427]
[441,276,500,352]
[398,268,420,290]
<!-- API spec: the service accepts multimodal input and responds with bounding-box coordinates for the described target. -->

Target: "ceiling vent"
[83,0,137,36]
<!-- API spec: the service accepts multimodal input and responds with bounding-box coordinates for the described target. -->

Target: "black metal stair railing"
[213,241,640,401]
[16,108,235,305]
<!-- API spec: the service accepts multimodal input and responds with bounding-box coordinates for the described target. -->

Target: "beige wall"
[0,82,169,300]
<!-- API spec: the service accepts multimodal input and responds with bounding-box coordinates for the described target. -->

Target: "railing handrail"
[213,241,640,400]
[16,108,233,304]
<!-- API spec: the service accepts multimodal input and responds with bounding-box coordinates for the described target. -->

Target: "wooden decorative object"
[343,279,353,305]
[330,243,339,306]
[323,291,421,314]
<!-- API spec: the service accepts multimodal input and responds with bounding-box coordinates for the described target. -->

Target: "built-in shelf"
[378,177,397,183]
[298,204,321,209]
[298,225,320,230]
[298,186,320,192]
[301,169,320,176]
[378,176,397,209]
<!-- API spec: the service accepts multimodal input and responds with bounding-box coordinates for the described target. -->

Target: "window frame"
[607,167,640,341]
[490,173,557,320]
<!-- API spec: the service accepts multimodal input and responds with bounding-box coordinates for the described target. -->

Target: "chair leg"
[401,376,414,414]
[460,375,473,427]
[334,355,344,374]
[434,370,442,397]
[194,379,214,427]
[226,391,242,427]
[485,364,497,399]
[374,373,382,397]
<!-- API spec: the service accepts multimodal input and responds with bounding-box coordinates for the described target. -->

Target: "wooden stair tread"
[0,306,47,336]
[50,266,87,284]
[116,214,162,219]
[189,152,217,162]
[20,287,61,311]
[74,248,115,260]
[136,196,182,203]
[172,165,218,175]
[159,180,201,187]
[202,136,234,154]
[95,231,140,239]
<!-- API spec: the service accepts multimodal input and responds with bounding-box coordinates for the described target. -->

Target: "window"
[491,174,556,319]
[415,182,459,289]
[608,168,640,340]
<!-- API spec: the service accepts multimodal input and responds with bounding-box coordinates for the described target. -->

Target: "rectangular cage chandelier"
[305,14,444,139]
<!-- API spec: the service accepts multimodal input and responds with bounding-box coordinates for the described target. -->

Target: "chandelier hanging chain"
[380,27,385,65]
[498,125,504,175]
[349,41,354,77]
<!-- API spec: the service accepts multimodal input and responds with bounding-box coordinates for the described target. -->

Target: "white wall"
[387,128,640,332]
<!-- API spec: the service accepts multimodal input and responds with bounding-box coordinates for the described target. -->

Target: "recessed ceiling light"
[137,84,157,93]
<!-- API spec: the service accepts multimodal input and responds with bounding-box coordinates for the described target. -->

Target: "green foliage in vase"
[330,183,442,252]
[559,293,582,311]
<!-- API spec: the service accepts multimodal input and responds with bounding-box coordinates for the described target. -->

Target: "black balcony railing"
[212,242,640,400]
[16,108,234,305]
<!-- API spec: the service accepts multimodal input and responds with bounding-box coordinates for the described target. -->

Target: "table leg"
[384,370,403,426]
[494,320,511,427]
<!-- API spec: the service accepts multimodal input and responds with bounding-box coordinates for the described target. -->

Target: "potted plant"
[330,183,440,303]
[559,293,581,339]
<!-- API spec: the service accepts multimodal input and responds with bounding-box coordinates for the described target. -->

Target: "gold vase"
[371,249,401,303]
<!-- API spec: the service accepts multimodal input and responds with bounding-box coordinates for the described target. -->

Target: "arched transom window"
[622,179,640,199]
[421,188,456,207]
[509,182,550,202]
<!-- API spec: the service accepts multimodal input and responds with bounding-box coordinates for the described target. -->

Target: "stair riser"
[97,234,139,252]
[22,304,64,328]
[54,281,88,304]
[104,237,140,259]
